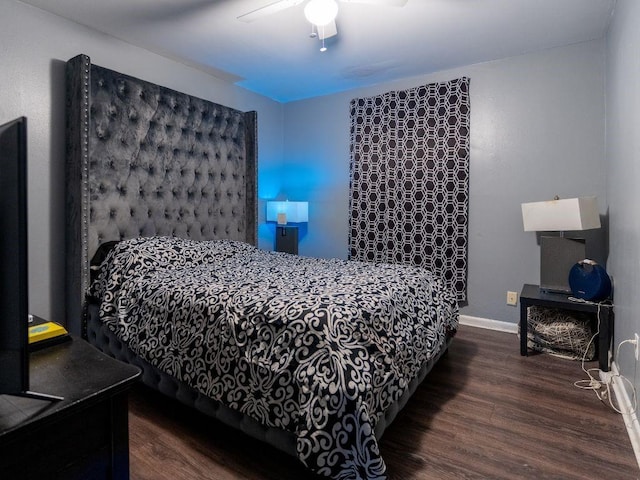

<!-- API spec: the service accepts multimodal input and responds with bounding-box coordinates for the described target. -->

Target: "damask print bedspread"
[90,236,458,479]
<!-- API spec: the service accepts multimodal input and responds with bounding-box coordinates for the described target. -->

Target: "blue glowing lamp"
[266,201,309,225]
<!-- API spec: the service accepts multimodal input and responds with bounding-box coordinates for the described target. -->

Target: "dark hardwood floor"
[128,325,638,479]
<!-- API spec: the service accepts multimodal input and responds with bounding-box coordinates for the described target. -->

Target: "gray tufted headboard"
[65,54,257,335]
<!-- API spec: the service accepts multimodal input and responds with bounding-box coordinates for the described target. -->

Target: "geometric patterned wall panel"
[348,77,470,301]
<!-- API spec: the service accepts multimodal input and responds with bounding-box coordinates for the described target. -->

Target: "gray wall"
[0,0,284,324]
[282,40,607,325]
[0,0,614,333]
[606,0,640,398]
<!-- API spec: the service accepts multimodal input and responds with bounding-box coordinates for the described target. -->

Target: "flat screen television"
[0,116,61,401]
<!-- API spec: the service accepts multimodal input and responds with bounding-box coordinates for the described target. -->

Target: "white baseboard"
[603,362,640,469]
[459,314,518,334]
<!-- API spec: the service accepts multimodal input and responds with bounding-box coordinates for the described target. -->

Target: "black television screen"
[0,116,29,395]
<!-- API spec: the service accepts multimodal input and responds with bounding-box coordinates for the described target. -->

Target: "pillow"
[89,240,120,286]
[90,240,120,267]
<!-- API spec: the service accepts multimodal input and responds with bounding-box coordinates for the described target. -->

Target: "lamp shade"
[521,197,601,232]
[266,201,309,225]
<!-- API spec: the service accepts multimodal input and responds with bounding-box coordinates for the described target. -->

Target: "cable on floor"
[573,300,638,415]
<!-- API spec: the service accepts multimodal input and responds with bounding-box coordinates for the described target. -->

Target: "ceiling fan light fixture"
[304,0,339,27]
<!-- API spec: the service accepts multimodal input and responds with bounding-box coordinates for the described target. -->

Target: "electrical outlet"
[506,291,518,306]
[635,333,639,361]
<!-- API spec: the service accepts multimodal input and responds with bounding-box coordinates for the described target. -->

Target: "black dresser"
[0,336,140,479]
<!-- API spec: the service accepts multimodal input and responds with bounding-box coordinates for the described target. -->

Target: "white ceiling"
[19,0,616,103]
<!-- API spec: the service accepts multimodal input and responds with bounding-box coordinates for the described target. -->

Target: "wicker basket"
[521,306,596,360]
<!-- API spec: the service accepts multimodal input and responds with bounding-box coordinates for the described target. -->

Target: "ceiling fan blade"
[339,0,408,6]
[318,20,338,40]
[238,0,305,23]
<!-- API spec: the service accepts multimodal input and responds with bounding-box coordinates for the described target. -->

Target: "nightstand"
[519,284,613,371]
[0,336,140,479]
[276,225,299,254]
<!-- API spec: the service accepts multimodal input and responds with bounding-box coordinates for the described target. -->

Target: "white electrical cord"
[573,301,638,414]
[573,303,603,392]
[610,339,639,414]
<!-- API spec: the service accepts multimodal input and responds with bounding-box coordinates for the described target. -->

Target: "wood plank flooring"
[128,325,638,479]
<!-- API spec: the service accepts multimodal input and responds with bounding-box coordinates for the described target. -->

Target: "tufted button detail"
[85,69,255,257]
[128,107,139,121]
[116,79,128,96]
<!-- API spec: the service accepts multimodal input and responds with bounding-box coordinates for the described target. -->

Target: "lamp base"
[540,236,586,294]
[275,226,299,255]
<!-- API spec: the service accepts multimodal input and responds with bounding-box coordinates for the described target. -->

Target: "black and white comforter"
[90,236,458,479]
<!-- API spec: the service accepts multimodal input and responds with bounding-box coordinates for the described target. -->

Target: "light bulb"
[304,0,339,27]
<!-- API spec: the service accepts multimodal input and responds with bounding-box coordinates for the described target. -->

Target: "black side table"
[276,225,299,254]
[519,284,614,372]
[0,336,140,479]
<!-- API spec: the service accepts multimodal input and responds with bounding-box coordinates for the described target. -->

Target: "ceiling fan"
[238,0,408,51]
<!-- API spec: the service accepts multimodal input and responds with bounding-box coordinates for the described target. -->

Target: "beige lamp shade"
[521,197,601,232]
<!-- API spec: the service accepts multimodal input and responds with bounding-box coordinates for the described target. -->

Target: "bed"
[65,54,459,480]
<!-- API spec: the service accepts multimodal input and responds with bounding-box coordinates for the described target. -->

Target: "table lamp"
[266,201,308,254]
[521,196,601,293]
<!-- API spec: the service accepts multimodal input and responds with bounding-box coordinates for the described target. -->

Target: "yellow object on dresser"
[28,321,68,344]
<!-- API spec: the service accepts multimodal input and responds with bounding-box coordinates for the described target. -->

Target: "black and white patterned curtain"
[348,77,470,301]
